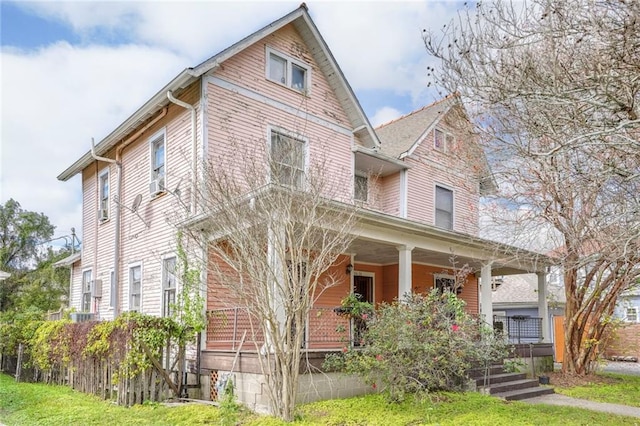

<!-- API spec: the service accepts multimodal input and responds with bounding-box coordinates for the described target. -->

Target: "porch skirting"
[200,350,374,414]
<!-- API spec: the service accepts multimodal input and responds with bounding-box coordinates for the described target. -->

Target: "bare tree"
[176,134,359,420]
[425,0,640,374]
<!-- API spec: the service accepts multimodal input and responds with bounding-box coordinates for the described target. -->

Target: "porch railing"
[493,315,542,343]
[206,306,353,350]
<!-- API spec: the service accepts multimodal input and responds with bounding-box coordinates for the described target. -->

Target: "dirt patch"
[547,372,619,388]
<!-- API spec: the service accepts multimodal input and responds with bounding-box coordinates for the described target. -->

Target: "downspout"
[167,90,197,215]
[90,107,168,318]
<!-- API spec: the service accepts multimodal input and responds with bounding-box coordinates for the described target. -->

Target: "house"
[56,5,551,412]
[492,273,566,360]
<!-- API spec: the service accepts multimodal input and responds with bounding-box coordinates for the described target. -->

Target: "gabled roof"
[375,95,457,158]
[58,5,380,181]
[493,274,566,306]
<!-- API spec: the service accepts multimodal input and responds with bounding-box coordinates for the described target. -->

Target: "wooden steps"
[469,364,554,401]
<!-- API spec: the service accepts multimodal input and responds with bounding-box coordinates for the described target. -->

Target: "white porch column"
[397,245,413,301]
[537,272,550,343]
[266,224,286,350]
[480,263,493,328]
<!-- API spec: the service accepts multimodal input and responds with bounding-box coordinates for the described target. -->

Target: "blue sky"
[0,1,462,242]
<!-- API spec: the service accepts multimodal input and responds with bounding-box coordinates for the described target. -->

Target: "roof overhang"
[353,146,408,177]
[53,252,81,267]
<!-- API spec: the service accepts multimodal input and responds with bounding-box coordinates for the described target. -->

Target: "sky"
[0,0,466,246]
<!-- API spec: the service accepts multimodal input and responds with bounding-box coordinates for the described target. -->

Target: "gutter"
[167,91,197,215]
[89,107,168,318]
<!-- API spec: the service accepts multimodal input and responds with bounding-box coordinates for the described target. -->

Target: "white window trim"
[162,254,178,318]
[434,128,454,152]
[625,306,639,323]
[266,125,309,189]
[354,172,369,203]
[265,46,312,94]
[98,167,110,222]
[353,270,375,303]
[434,183,455,230]
[81,268,93,313]
[148,128,167,196]
[434,273,459,294]
[128,262,143,312]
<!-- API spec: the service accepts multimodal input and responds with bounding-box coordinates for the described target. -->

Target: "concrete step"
[493,386,555,401]
[474,372,527,386]
[484,378,540,394]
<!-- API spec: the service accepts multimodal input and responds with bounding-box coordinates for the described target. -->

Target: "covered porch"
[203,211,553,355]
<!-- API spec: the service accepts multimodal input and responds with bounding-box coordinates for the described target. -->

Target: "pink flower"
[452,324,460,332]
[361,313,368,320]
[342,347,348,353]
[376,354,383,361]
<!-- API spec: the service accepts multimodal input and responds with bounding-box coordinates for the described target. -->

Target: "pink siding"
[76,83,201,319]
[379,172,401,216]
[214,23,350,128]
[206,25,355,202]
[405,112,480,235]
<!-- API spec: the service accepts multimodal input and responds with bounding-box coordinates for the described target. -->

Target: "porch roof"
[352,209,552,276]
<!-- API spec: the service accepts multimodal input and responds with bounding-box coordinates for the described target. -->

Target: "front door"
[354,275,374,303]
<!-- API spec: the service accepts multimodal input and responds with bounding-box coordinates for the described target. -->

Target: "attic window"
[266,47,310,93]
[434,129,454,152]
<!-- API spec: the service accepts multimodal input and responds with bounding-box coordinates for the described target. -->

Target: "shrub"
[325,290,509,401]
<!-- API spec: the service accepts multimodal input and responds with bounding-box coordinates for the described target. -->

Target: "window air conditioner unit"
[90,279,102,298]
[98,208,108,221]
[149,177,165,197]
[70,312,95,323]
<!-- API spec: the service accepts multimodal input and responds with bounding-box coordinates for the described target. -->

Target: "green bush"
[324,290,509,401]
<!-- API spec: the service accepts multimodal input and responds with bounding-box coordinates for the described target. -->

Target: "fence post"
[15,343,23,382]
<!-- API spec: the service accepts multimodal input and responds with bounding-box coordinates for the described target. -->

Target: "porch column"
[480,263,493,328]
[266,224,286,350]
[397,245,413,301]
[537,272,550,343]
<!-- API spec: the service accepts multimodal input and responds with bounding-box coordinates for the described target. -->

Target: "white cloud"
[370,106,403,127]
[1,42,187,237]
[1,1,465,243]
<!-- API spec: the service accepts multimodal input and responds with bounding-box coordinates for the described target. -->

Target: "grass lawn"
[1,373,639,425]
[553,373,640,408]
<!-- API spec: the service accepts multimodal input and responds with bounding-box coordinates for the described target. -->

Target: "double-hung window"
[626,307,639,323]
[354,174,368,202]
[435,274,462,295]
[82,270,92,312]
[149,130,166,196]
[99,169,109,221]
[270,130,305,189]
[434,128,454,152]
[435,185,454,230]
[266,47,310,92]
[162,257,177,317]
[129,265,142,312]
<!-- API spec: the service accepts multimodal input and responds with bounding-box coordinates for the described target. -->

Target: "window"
[109,270,116,309]
[270,130,305,189]
[129,265,142,312]
[99,169,109,221]
[82,270,92,312]
[626,307,638,323]
[266,47,309,92]
[435,185,454,230]
[435,274,462,295]
[354,174,368,202]
[434,128,454,152]
[162,257,177,317]
[149,130,166,195]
